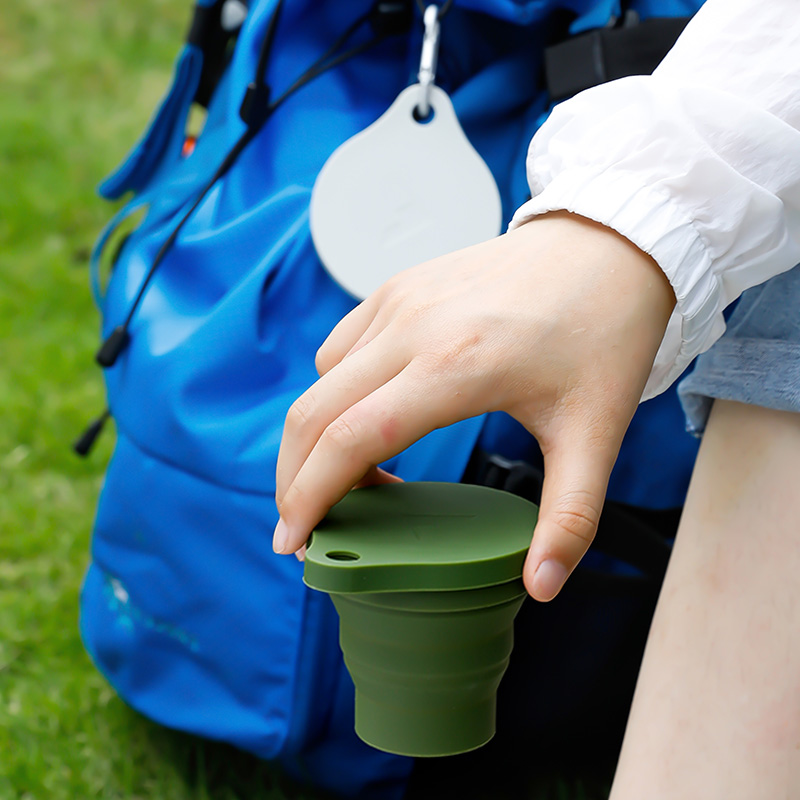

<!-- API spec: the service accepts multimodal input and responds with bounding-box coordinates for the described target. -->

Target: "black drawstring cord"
[268,9,374,108]
[96,0,408,371]
[95,127,260,367]
[96,0,286,369]
[238,0,285,126]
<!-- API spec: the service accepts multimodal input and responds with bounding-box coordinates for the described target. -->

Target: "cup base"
[355,692,496,757]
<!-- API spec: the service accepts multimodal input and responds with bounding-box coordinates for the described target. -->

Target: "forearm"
[611,400,800,798]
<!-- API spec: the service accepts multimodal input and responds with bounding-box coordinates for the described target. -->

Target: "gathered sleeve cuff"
[510,0,800,399]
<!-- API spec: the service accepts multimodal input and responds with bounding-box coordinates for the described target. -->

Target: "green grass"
[0,2,610,798]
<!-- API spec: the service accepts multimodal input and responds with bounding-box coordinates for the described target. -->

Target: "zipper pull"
[73,409,111,457]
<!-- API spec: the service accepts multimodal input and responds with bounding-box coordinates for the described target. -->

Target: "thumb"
[523,440,615,602]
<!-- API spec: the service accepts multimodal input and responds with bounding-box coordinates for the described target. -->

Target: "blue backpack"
[80,1,703,797]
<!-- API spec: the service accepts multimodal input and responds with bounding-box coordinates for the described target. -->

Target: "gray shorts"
[678,264,800,435]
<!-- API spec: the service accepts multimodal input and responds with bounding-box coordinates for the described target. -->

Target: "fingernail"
[532,559,568,602]
[273,519,289,554]
[294,544,306,562]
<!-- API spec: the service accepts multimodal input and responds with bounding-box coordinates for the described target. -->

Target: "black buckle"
[463,450,544,506]
[544,12,690,102]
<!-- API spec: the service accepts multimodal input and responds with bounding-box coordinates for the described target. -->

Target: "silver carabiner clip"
[416,5,441,120]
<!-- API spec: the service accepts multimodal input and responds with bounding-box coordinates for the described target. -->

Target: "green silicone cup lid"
[303,482,538,594]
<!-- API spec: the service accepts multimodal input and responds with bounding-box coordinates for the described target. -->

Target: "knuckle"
[399,299,433,326]
[323,415,363,453]
[550,491,600,546]
[379,279,408,314]
[380,273,403,297]
[286,393,318,433]
[283,480,308,513]
[415,335,477,379]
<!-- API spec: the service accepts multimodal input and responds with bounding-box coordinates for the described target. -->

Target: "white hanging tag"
[310,82,503,300]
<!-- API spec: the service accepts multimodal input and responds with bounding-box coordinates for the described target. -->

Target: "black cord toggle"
[96,325,130,368]
[73,409,111,457]
[239,80,272,127]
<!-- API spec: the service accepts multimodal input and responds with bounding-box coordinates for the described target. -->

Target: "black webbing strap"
[187,0,244,108]
[544,14,691,102]
[464,450,674,582]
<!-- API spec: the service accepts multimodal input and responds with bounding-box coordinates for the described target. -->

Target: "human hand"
[274,211,675,600]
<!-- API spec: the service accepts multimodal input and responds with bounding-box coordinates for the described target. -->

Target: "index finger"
[272,360,474,554]
[276,330,406,506]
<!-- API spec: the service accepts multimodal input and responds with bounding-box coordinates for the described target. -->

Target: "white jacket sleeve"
[510,0,800,399]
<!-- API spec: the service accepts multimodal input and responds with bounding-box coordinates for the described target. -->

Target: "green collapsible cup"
[303,482,538,758]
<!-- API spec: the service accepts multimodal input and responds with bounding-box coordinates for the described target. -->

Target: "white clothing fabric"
[510,0,800,399]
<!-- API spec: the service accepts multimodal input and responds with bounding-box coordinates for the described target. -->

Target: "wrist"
[512,209,675,329]
[508,210,676,396]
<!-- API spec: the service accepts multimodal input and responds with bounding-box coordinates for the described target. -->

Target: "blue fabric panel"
[84,432,304,755]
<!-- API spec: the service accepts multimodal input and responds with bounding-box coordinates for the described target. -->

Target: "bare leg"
[610,399,800,799]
